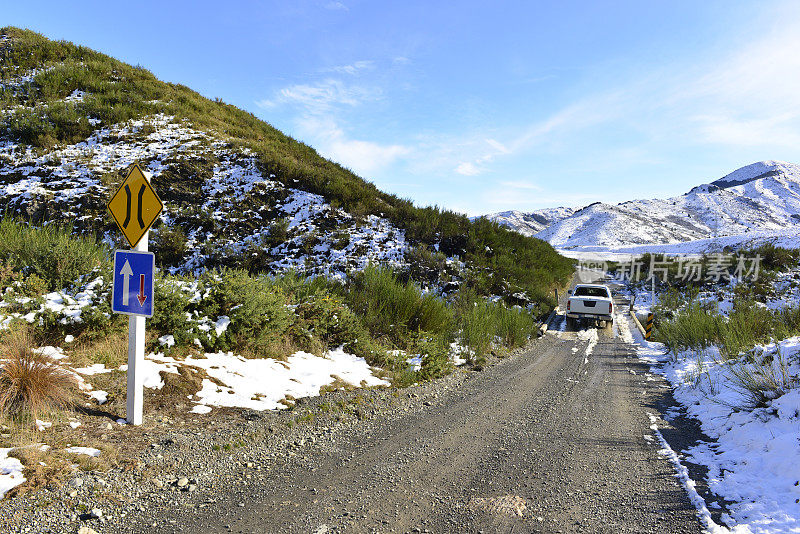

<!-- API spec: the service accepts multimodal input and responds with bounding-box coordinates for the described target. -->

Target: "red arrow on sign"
[137,274,147,306]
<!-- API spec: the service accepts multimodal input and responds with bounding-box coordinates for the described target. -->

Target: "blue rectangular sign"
[112,250,155,317]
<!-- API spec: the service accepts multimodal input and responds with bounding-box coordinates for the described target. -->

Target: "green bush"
[655,294,800,359]
[346,265,453,345]
[150,225,188,269]
[412,331,453,381]
[0,217,110,291]
[149,277,196,348]
[201,269,291,357]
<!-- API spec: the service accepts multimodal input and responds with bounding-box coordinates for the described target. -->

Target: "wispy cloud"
[260,76,407,176]
[256,79,380,113]
[499,180,541,191]
[296,115,408,175]
[325,60,375,76]
[324,1,348,11]
[455,162,481,176]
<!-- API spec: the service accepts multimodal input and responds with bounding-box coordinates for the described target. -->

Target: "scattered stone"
[90,507,103,519]
[69,478,84,488]
[188,484,197,492]
[154,479,164,488]
[78,526,99,534]
[177,477,189,488]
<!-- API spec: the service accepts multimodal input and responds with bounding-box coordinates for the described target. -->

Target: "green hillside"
[0,26,573,308]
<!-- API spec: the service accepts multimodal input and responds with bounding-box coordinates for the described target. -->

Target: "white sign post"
[108,163,162,426]
[126,232,148,425]
[126,234,150,425]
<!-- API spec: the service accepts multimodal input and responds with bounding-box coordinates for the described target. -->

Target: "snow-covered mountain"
[482,207,576,237]
[488,161,800,250]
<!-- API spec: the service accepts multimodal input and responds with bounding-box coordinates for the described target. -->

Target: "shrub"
[412,332,453,381]
[493,304,537,349]
[346,265,452,345]
[202,269,292,357]
[150,224,188,268]
[655,302,721,355]
[149,276,196,348]
[457,298,494,362]
[291,292,361,353]
[0,217,109,291]
[0,328,76,423]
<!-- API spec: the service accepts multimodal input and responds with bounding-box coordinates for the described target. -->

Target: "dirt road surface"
[164,297,703,534]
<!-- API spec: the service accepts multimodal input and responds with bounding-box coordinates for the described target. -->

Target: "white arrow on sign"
[119,259,133,306]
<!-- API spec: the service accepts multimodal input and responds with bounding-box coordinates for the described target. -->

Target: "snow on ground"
[617,312,800,533]
[125,347,389,413]
[0,448,25,499]
[64,446,101,457]
[576,327,598,358]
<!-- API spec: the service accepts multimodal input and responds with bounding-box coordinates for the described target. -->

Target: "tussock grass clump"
[0,329,77,424]
[727,348,796,408]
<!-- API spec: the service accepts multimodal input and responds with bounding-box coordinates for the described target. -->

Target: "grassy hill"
[0,26,576,394]
[0,26,572,305]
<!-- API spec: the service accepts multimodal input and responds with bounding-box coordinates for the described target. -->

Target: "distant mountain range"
[485,161,800,252]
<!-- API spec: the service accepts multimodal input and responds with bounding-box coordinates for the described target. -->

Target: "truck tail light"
[608,302,613,313]
[567,300,571,311]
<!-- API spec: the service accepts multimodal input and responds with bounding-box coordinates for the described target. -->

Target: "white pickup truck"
[566,283,614,328]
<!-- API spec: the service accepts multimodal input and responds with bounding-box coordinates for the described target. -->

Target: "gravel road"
[166,307,702,533]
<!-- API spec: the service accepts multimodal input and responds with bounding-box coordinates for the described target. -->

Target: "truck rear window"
[574,286,609,298]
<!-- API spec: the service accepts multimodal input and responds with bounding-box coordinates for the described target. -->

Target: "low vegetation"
[0,218,544,430]
[649,247,800,408]
[0,328,76,425]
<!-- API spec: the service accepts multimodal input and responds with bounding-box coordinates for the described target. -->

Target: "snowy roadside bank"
[617,312,800,534]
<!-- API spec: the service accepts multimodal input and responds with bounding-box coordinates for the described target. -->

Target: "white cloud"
[324,1,348,11]
[295,115,409,176]
[326,61,375,76]
[256,79,379,113]
[455,162,481,176]
[499,180,541,191]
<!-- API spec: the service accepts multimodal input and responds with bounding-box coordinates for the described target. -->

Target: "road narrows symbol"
[137,184,146,228]
[107,163,164,248]
[123,185,132,228]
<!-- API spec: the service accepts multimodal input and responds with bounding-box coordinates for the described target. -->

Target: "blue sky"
[5,1,800,215]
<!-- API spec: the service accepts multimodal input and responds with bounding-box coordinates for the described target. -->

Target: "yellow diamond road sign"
[108,163,164,248]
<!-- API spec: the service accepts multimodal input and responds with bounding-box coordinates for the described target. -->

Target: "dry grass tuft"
[0,328,77,424]
[6,447,75,497]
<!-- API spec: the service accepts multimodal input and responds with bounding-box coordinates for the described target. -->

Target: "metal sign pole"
[126,227,148,425]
